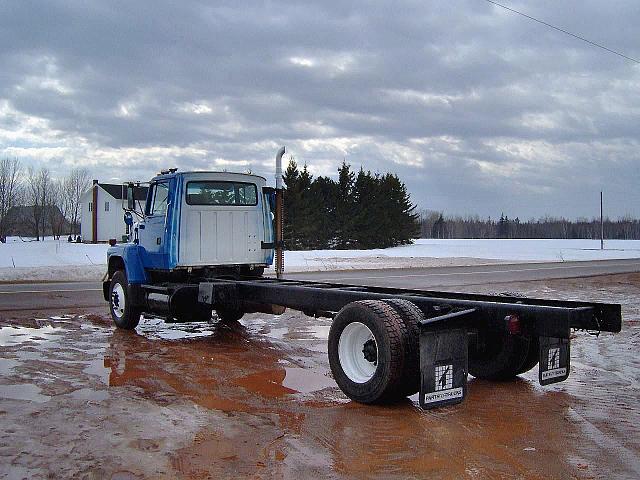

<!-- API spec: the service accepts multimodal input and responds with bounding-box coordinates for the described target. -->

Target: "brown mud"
[1,273,639,479]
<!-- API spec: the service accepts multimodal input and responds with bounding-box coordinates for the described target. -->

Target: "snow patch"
[0,237,638,281]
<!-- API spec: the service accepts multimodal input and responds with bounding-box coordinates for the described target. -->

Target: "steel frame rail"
[199,278,622,337]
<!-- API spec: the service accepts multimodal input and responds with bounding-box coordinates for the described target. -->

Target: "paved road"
[0,258,639,313]
[286,258,640,289]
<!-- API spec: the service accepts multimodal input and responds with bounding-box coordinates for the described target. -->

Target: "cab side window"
[147,182,169,216]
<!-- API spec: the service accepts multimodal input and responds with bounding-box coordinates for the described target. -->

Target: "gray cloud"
[0,0,639,218]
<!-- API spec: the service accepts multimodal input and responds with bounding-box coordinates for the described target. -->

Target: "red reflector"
[505,315,521,335]
[108,238,117,246]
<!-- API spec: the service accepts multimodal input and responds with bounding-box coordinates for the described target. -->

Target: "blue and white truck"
[104,148,622,409]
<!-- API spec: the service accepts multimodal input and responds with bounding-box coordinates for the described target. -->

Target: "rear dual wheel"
[468,328,538,380]
[215,305,244,323]
[328,299,422,404]
[381,299,422,397]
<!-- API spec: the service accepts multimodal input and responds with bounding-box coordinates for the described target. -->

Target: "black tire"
[328,300,409,404]
[109,270,142,330]
[517,336,540,374]
[382,299,422,397]
[174,305,212,323]
[215,305,244,323]
[469,328,532,380]
[240,266,264,278]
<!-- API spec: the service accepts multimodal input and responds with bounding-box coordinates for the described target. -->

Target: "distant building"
[80,181,148,243]
[3,205,69,239]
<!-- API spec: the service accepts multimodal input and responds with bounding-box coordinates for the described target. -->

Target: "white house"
[80,181,148,242]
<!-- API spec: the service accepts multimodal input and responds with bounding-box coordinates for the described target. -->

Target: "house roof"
[99,183,148,201]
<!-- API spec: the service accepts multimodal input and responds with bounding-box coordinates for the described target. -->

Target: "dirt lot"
[1,274,639,479]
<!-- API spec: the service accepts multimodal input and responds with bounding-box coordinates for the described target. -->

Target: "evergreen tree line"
[421,211,640,240]
[283,160,420,250]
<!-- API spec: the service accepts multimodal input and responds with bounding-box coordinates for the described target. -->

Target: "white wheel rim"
[338,322,378,383]
[111,283,126,319]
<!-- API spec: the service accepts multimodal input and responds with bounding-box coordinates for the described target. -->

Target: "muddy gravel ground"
[1,273,639,479]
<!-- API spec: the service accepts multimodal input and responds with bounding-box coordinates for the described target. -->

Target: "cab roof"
[151,170,267,183]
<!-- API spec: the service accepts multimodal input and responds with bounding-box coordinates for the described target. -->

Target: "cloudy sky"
[1,0,638,219]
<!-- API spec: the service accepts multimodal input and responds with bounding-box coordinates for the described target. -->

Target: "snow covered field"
[0,237,639,282]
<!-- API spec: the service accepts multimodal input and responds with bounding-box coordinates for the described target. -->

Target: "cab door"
[139,181,170,255]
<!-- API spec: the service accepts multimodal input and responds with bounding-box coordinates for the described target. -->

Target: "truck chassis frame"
[105,276,622,409]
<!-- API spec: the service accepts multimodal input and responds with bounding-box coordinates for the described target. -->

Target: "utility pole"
[600,191,604,250]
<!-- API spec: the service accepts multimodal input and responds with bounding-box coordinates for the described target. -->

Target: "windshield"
[186,181,257,206]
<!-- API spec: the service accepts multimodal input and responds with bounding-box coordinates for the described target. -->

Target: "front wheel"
[109,270,141,330]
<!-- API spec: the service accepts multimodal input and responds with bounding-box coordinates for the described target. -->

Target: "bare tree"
[47,180,67,239]
[63,168,90,235]
[0,158,22,242]
[27,166,51,241]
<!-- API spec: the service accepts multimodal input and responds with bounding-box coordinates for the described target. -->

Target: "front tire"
[109,270,141,330]
[328,300,409,404]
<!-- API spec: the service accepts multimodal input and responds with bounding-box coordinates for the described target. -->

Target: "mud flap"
[538,336,570,385]
[419,328,468,409]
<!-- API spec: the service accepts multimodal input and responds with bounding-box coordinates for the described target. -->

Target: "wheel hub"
[111,283,126,319]
[338,322,378,383]
[362,339,377,364]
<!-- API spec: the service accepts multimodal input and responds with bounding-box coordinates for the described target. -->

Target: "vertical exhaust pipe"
[275,146,285,278]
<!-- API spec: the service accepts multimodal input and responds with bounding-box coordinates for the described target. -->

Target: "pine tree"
[335,161,355,248]
[309,176,338,248]
[381,173,420,245]
[295,164,315,249]
[282,158,301,249]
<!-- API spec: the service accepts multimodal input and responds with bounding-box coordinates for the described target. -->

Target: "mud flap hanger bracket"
[418,308,476,409]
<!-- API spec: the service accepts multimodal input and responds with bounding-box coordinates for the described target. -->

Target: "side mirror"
[123,211,133,227]
[126,184,135,210]
[263,186,276,210]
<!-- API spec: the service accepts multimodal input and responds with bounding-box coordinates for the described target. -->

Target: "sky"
[1,0,639,219]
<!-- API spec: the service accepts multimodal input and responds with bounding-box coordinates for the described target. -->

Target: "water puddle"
[0,358,19,375]
[69,387,109,402]
[306,325,330,340]
[0,383,51,403]
[0,325,61,346]
[83,358,111,385]
[282,367,335,394]
[234,365,335,398]
[136,318,218,340]
[264,327,289,340]
[235,369,297,398]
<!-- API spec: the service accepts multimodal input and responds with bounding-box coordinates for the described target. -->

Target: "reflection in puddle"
[306,325,330,339]
[136,317,218,340]
[0,383,51,403]
[0,358,19,375]
[282,367,334,394]
[0,325,60,346]
[265,327,288,340]
[83,358,111,385]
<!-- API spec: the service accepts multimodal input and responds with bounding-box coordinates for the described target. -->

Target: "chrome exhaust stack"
[275,146,285,278]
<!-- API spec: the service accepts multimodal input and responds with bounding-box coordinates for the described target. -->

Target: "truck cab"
[104,170,276,324]
[108,171,274,278]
